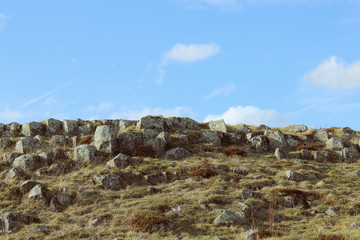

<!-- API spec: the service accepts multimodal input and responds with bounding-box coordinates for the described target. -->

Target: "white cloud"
[110,107,193,120]
[86,102,114,112]
[0,14,10,30]
[204,83,236,100]
[161,43,220,66]
[303,56,360,89]
[204,105,281,126]
[0,107,25,122]
[199,0,239,8]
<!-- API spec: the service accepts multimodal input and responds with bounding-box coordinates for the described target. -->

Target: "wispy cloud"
[204,83,236,100]
[111,106,193,120]
[0,14,11,30]
[180,0,241,10]
[86,102,114,113]
[204,105,283,126]
[0,107,25,122]
[303,56,360,89]
[19,79,77,109]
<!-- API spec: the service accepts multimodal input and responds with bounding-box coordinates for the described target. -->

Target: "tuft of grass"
[223,147,247,157]
[129,211,171,233]
[188,160,216,178]
[313,234,345,240]
[79,135,93,145]
[296,144,317,151]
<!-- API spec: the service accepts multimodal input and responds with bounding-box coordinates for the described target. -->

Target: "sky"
[1,0,360,129]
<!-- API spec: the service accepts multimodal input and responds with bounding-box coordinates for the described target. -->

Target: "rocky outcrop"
[15,137,39,154]
[94,125,118,153]
[74,145,97,165]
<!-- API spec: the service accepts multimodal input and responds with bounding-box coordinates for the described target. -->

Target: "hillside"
[1,116,360,240]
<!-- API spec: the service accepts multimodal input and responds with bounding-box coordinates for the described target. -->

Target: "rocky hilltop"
[1,116,360,239]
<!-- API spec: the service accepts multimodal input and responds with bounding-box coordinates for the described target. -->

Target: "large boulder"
[78,123,95,136]
[118,131,144,155]
[20,180,39,194]
[265,129,287,149]
[50,135,65,147]
[119,120,137,130]
[50,193,72,212]
[343,147,359,163]
[208,119,227,133]
[0,212,40,233]
[106,153,132,169]
[12,154,44,171]
[326,137,344,150]
[28,184,52,206]
[250,135,269,153]
[74,145,97,165]
[15,137,39,154]
[286,170,304,182]
[21,122,44,137]
[144,132,170,156]
[289,125,308,133]
[93,174,122,190]
[0,137,12,150]
[314,150,329,161]
[164,147,191,160]
[136,115,165,131]
[313,129,329,142]
[8,122,22,133]
[62,120,78,136]
[3,152,21,164]
[94,125,118,153]
[201,131,221,146]
[213,210,246,226]
[45,118,62,136]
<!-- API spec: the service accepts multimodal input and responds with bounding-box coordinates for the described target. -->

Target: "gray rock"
[314,150,329,161]
[144,131,170,156]
[3,152,21,164]
[326,137,343,150]
[0,137,12,150]
[74,145,96,165]
[242,188,253,199]
[0,212,40,233]
[50,193,72,212]
[313,129,329,142]
[286,136,300,148]
[45,118,62,136]
[289,125,308,133]
[301,149,312,160]
[213,210,246,225]
[242,229,259,240]
[119,120,137,130]
[118,131,143,155]
[164,147,191,160]
[89,215,111,227]
[106,153,132,168]
[3,168,27,181]
[49,163,62,175]
[62,120,78,136]
[22,122,44,137]
[250,135,269,153]
[20,180,39,194]
[325,206,340,217]
[15,137,39,154]
[351,222,360,228]
[318,226,331,233]
[31,225,50,235]
[93,174,122,190]
[265,129,287,149]
[286,170,304,182]
[12,154,43,171]
[275,148,286,160]
[201,131,221,146]
[259,124,270,130]
[229,133,242,144]
[2,131,15,138]
[50,135,65,147]
[94,125,119,153]
[165,117,201,130]
[209,119,227,133]
[238,202,250,215]
[78,123,95,136]
[343,147,359,162]
[8,122,22,133]
[28,184,52,206]
[355,169,360,177]
[37,152,52,166]
[143,128,162,139]
[233,168,247,175]
[136,115,165,131]
[66,136,78,148]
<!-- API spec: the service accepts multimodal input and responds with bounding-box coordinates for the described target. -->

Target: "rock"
[8,122,22,133]
[259,124,270,130]
[93,174,122,190]
[78,124,94,137]
[15,137,39,154]
[2,131,15,138]
[0,137,12,150]
[301,149,312,160]
[106,153,132,168]
[318,226,331,234]
[28,184,52,206]
[20,180,39,194]
[165,117,201,130]
[313,129,329,142]
[265,129,287,150]
[233,168,247,175]
[148,186,161,193]
[286,170,304,182]
[45,118,62,136]
[275,148,286,160]
[31,225,50,235]
[209,119,227,133]
[242,188,253,199]
[289,125,308,133]
[144,132,170,156]
[325,206,340,217]
[119,119,137,130]
[118,131,144,155]
[238,202,250,215]
[250,135,269,153]
[74,145,97,166]
[164,147,191,160]
[50,193,72,212]
[37,152,52,166]
[286,136,300,148]
[50,135,65,147]
[49,163,62,175]
[62,120,78,136]
[343,147,359,162]
[3,168,27,181]
[0,212,40,233]
[228,133,242,144]
[66,136,78,148]
[314,151,329,161]
[213,210,246,226]
[202,131,221,146]
[350,222,360,228]
[143,129,162,139]
[88,215,111,227]
[326,137,343,150]
[242,229,259,240]
[3,152,21,164]
[94,125,119,154]
[22,122,44,137]
[12,154,43,171]
[136,115,165,131]
[355,169,360,177]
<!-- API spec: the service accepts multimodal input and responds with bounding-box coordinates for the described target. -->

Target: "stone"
[301,149,312,160]
[50,135,65,147]
[201,131,221,146]
[28,184,52,206]
[165,117,201,130]
[50,193,72,212]
[8,122,22,132]
[66,136,78,148]
[49,163,62,175]
[286,170,304,182]
[106,153,132,168]
[2,131,15,138]
[3,168,27,181]
[78,123,95,136]
[0,212,40,233]
[208,119,227,133]
[144,132,170,156]
[0,137,12,150]
[89,215,111,227]
[45,118,62,136]
[289,125,308,133]
[242,188,253,199]
[233,168,247,175]
[37,152,52,166]
[136,115,165,131]
[20,180,39,194]
[3,152,21,164]
[350,222,360,228]
[259,124,270,130]
[93,174,122,190]
[31,225,50,235]
[94,125,118,153]
[62,120,78,136]
[242,229,259,240]
[118,131,144,155]
[286,136,300,148]
[250,135,269,153]
[313,129,329,142]
[22,122,44,137]
[265,129,287,150]
[213,210,246,225]
[119,120,137,130]
[15,137,39,154]
[74,145,96,165]
[343,147,359,162]
[326,137,343,150]
[228,133,242,144]
[355,169,360,177]
[314,151,329,161]
[275,148,286,160]
[325,206,340,217]
[12,154,43,171]
[164,147,191,160]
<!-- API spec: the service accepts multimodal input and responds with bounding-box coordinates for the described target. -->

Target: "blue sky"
[1,0,360,129]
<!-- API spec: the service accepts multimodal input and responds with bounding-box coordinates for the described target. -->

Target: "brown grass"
[313,234,345,240]
[224,147,247,157]
[296,144,316,151]
[79,135,93,145]
[134,145,157,158]
[326,127,338,134]
[129,211,171,233]
[188,160,216,178]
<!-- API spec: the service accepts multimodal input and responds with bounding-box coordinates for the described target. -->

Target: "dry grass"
[79,135,93,145]
[188,160,216,178]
